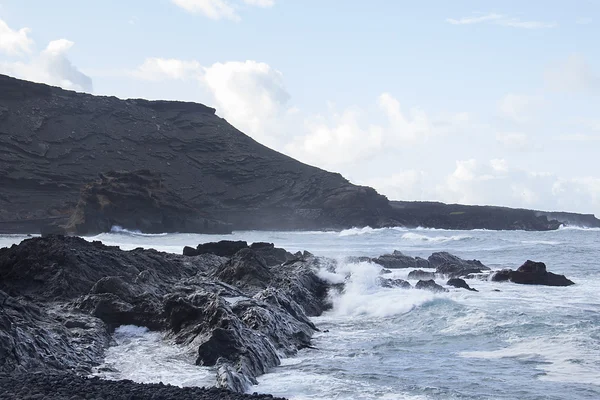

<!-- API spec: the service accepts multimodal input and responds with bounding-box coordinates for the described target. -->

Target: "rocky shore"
[0,235,575,399]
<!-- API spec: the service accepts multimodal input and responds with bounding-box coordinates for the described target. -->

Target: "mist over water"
[2,227,599,399]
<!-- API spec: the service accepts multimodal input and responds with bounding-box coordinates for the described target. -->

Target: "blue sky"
[1,0,599,215]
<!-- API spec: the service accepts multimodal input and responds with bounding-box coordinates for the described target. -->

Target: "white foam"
[320,261,444,318]
[401,232,472,242]
[94,325,215,388]
[110,225,169,237]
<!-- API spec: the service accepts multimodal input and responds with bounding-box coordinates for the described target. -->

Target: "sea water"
[2,227,599,399]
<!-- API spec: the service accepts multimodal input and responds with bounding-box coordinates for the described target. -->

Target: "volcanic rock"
[415,279,449,293]
[429,252,489,278]
[446,278,478,292]
[408,269,436,280]
[491,260,574,286]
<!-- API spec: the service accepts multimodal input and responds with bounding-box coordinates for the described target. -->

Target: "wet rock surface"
[491,260,575,286]
[428,252,490,278]
[446,278,478,292]
[0,236,329,394]
[415,279,449,293]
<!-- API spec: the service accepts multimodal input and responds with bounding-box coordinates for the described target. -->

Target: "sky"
[1,0,599,216]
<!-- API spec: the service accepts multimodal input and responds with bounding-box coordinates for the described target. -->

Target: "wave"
[520,240,561,245]
[338,226,408,237]
[318,260,448,318]
[401,232,473,242]
[558,225,600,231]
[109,226,169,237]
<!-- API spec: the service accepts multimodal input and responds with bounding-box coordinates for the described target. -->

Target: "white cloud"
[171,0,240,21]
[498,93,543,123]
[556,133,600,142]
[496,132,529,149]
[545,54,599,92]
[286,108,385,167]
[0,18,33,55]
[379,93,432,143]
[446,13,503,25]
[203,60,291,145]
[133,57,203,81]
[447,12,556,29]
[360,170,427,201]
[243,0,275,7]
[0,39,92,92]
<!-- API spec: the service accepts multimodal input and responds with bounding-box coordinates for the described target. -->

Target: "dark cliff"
[0,74,390,232]
[0,74,598,233]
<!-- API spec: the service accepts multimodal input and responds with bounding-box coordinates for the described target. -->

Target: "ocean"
[2,226,599,399]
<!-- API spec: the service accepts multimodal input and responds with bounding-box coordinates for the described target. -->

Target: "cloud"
[360,170,427,201]
[0,17,33,55]
[286,108,385,167]
[545,54,599,93]
[498,93,543,122]
[447,12,556,29]
[0,39,92,92]
[132,58,291,146]
[446,13,503,25]
[171,0,239,21]
[496,132,530,150]
[203,60,291,144]
[132,57,203,81]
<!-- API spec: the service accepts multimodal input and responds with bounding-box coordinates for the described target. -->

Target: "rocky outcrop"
[0,74,391,234]
[428,252,489,278]
[378,277,411,289]
[491,260,575,286]
[446,278,477,292]
[370,251,430,269]
[0,236,329,393]
[62,170,231,235]
[407,269,436,280]
[415,279,448,293]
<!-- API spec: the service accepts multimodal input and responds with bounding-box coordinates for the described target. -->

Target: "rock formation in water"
[0,235,329,393]
[1,74,598,234]
[491,260,575,286]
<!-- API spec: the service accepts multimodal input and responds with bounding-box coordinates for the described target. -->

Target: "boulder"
[415,279,448,293]
[446,278,477,292]
[492,260,574,286]
[429,252,489,278]
[408,269,436,280]
[371,250,430,269]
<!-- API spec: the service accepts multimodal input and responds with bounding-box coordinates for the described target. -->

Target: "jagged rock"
[378,277,411,289]
[371,250,430,269]
[408,269,436,280]
[63,170,231,235]
[415,279,448,293]
[429,252,489,278]
[0,236,329,393]
[491,260,574,286]
[212,249,272,292]
[446,278,478,292]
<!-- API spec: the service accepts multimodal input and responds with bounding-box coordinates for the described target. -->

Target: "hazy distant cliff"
[0,74,597,233]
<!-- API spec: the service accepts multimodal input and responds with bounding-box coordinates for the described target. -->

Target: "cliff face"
[0,74,597,233]
[0,74,391,232]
